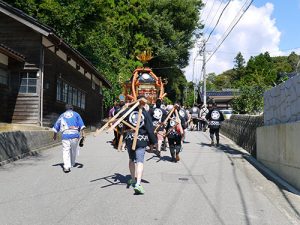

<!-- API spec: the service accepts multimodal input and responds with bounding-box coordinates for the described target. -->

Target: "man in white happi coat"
[53,104,86,173]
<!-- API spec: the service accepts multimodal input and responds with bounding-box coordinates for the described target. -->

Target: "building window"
[0,67,8,85]
[19,71,37,93]
[99,81,103,95]
[92,80,96,90]
[56,78,86,110]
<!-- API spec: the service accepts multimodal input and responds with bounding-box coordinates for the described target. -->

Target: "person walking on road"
[199,104,209,131]
[124,97,157,194]
[149,98,167,157]
[166,104,184,162]
[190,103,200,131]
[53,104,86,173]
[205,103,224,147]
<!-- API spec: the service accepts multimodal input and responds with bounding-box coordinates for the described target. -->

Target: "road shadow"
[90,173,150,188]
[198,142,212,147]
[52,162,84,170]
[146,154,174,163]
[52,163,64,169]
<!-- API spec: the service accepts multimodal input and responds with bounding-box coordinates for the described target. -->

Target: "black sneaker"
[155,151,161,157]
[63,168,71,173]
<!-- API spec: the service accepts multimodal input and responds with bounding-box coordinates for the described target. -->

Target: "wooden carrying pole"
[107,100,140,132]
[131,106,143,151]
[93,98,147,152]
[154,106,176,133]
[174,109,183,135]
[164,108,183,137]
[93,100,137,136]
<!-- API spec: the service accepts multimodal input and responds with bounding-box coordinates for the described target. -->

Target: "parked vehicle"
[220,109,233,120]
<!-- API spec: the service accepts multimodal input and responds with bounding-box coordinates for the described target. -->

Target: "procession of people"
[52,96,225,195]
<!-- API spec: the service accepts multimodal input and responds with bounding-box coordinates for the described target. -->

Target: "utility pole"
[201,40,207,106]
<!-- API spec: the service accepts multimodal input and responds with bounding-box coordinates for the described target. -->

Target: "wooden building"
[205,90,239,109]
[0,1,111,127]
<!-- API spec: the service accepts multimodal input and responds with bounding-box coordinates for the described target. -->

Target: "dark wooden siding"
[11,95,39,124]
[43,48,103,127]
[0,59,35,123]
[0,13,42,66]
[0,12,41,124]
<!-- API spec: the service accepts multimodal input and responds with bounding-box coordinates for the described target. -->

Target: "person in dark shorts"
[149,98,167,157]
[124,97,157,194]
[166,104,184,162]
[205,103,224,147]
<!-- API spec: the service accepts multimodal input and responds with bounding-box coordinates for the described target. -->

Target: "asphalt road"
[1,130,300,225]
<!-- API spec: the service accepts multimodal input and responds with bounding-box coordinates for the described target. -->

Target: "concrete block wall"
[264,74,300,126]
[0,130,61,165]
[258,74,300,190]
[257,123,300,190]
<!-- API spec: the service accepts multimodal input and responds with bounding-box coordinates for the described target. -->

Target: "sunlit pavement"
[0,130,300,225]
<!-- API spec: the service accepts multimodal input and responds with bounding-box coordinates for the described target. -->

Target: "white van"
[220,109,233,120]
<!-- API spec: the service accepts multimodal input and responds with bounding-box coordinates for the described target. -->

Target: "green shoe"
[127,179,136,186]
[134,185,145,194]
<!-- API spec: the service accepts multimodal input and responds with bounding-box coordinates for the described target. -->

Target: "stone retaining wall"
[221,115,264,157]
[264,74,300,126]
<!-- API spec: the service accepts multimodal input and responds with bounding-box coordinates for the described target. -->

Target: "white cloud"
[184,0,282,81]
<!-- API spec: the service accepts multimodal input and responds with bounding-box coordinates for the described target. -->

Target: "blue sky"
[184,0,300,81]
[256,0,300,51]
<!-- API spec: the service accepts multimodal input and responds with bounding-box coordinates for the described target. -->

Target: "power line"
[201,0,217,30]
[205,0,232,44]
[202,0,225,35]
[206,0,254,64]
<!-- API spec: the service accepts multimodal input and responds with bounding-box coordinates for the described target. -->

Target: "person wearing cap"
[205,103,224,147]
[53,104,86,173]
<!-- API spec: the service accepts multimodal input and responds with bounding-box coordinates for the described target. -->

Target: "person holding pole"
[124,96,157,194]
[166,104,184,162]
[149,98,167,157]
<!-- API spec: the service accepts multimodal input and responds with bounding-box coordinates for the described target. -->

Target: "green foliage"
[162,96,172,105]
[4,0,203,110]
[209,51,300,114]
[231,86,264,114]
[183,81,196,107]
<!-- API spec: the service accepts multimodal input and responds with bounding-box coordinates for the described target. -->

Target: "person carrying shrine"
[149,98,167,157]
[189,103,200,131]
[124,96,157,194]
[165,104,184,162]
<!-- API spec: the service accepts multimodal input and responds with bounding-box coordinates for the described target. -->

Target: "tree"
[231,86,264,114]
[232,52,245,83]
[4,0,204,108]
